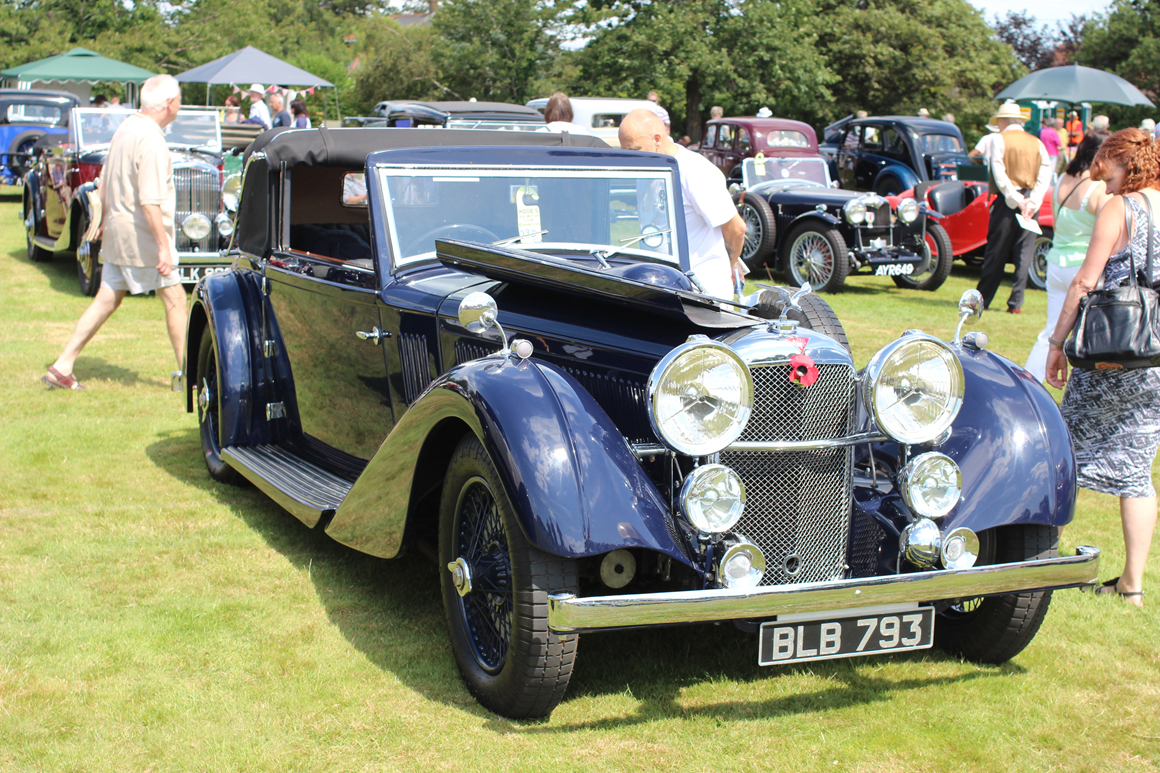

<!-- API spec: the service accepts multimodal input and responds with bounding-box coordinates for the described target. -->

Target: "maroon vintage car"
[698,117,819,182]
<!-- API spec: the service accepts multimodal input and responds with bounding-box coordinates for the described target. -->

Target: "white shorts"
[100,262,182,295]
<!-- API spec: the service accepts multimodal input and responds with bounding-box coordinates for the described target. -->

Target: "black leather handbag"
[1066,193,1160,370]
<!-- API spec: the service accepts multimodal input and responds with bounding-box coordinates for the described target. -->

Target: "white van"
[526,96,662,147]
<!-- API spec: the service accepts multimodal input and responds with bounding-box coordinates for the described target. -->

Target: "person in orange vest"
[1066,111,1084,159]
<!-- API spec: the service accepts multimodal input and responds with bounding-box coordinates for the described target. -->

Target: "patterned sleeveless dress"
[1060,195,1160,498]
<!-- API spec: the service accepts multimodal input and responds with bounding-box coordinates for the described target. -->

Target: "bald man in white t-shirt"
[619,109,746,299]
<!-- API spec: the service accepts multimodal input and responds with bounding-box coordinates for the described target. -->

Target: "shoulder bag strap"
[1143,192,1155,287]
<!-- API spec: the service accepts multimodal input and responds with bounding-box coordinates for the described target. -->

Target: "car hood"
[754,185,861,205]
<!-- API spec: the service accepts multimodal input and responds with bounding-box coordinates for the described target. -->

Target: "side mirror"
[728,182,743,194]
[953,289,984,344]
[458,292,498,333]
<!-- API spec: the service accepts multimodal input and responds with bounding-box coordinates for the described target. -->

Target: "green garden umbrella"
[994,64,1154,107]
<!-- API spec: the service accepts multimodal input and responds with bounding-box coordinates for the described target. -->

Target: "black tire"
[935,524,1058,664]
[75,209,102,297]
[893,222,953,291]
[750,286,850,352]
[1029,227,1052,291]
[196,332,242,485]
[8,129,46,177]
[732,191,776,270]
[24,194,52,263]
[439,434,579,719]
[874,177,902,197]
[780,221,849,293]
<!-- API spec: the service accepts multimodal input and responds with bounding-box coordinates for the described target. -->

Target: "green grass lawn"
[1,185,1157,772]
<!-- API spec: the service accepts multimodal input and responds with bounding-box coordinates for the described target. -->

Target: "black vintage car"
[835,117,974,196]
[734,156,954,293]
[342,100,545,131]
[184,127,1098,719]
[23,107,233,295]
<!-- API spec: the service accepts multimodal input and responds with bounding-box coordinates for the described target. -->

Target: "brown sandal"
[42,366,85,391]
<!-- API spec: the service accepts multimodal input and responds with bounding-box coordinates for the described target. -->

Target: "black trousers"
[977,191,1035,310]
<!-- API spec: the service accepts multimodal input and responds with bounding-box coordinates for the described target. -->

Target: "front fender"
[940,348,1076,533]
[185,271,259,447]
[65,181,100,252]
[328,356,691,567]
[790,211,841,228]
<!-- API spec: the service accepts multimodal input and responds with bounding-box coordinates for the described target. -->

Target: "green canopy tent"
[0,47,157,106]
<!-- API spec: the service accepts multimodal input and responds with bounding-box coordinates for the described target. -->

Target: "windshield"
[376,165,679,267]
[741,156,830,187]
[919,133,964,154]
[758,130,810,150]
[71,108,221,151]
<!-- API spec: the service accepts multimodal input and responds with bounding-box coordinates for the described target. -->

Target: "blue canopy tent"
[174,46,339,121]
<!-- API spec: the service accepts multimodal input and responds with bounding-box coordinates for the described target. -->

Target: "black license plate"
[758,606,934,666]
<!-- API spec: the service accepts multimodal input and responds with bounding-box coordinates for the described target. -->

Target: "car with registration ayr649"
[733,155,954,293]
[23,107,233,295]
[834,116,974,196]
[184,126,1099,719]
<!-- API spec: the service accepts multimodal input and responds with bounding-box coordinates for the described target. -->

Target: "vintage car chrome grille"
[721,362,857,586]
[870,201,892,227]
[174,167,221,253]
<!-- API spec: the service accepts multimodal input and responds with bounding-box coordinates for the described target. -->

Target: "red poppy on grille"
[788,353,819,387]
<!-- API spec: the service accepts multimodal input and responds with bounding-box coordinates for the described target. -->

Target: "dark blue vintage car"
[0,88,78,185]
[834,116,973,196]
[184,127,1099,719]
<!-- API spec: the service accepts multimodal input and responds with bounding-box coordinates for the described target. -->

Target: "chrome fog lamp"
[221,173,242,212]
[897,197,920,224]
[718,540,766,588]
[863,333,964,445]
[679,464,746,533]
[647,339,753,456]
[900,518,941,569]
[182,213,212,241]
[941,527,979,570]
[898,452,962,519]
[843,199,868,225]
[215,212,234,237]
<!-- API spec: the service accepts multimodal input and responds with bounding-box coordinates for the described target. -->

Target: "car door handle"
[355,326,390,345]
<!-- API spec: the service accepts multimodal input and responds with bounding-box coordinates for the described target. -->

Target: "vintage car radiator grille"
[720,362,857,586]
[174,167,221,253]
[870,201,892,227]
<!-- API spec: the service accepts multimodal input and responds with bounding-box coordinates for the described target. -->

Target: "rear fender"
[328,356,691,567]
[938,349,1076,533]
[874,164,918,194]
[23,171,43,230]
[66,181,100,252]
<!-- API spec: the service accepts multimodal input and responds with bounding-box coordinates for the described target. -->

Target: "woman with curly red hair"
[1046,128,1160,607]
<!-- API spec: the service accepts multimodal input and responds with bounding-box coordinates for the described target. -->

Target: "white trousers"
[1025,262,1083,383]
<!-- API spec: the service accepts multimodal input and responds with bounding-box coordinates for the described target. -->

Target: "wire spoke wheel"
[453,478,513,673]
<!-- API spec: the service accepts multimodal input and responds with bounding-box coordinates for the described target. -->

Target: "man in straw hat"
[976,101,1052,314]
[247,84,271,130]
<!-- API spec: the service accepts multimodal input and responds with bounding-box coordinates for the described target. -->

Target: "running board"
[32,235,58,252]
[223,445,353,528]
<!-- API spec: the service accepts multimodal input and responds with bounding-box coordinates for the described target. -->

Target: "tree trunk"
[685,73,702,143]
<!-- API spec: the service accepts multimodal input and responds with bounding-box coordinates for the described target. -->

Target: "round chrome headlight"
[863,334,964,445]
[898,452,962,519]
[222,173,242,212]
[941,527,979,570]
[215,212,235,237]
[181,213,212,241]
[843,199,868,225]
[647,340,753,456]
[897,197,920,224]
[679,464,746,533]
[899,518,941,569]
[718,540,766,588]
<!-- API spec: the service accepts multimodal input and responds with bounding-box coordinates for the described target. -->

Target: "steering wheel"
[404,224,499,257]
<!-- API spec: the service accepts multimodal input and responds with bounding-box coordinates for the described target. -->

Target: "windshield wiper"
[590,228,673,267]
[492,229,549,246]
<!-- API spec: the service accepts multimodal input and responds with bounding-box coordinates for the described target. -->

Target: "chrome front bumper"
[547,546,1100,633]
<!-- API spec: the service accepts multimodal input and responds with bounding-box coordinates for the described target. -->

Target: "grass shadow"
[144,427,1024,726]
